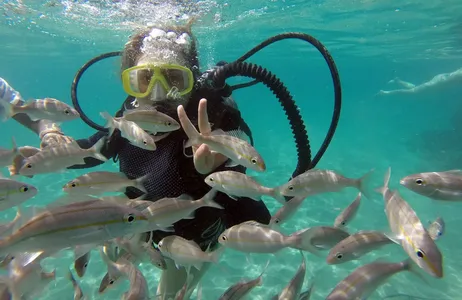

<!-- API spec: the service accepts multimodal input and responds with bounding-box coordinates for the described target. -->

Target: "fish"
[218,221,322,255]
[269,196,306,229]
[376,167,443,278]
[306,226,350,250]
[63,171,148,195]
[326,259,420,300]
[427,217,445,241]
[272,251,305,300]
[98,252,136,294]
[157,235,223,272]
[74,251,91,278]
[218,260,269,300]
[7,146,41,178]
[298,282,315,300]
[18,138,107,176]
[0,98,79,122]
[204,171,285,203]
[326,230,394,264]
[0,207,23,237]
[122,108,180,133]
[142,189,223,227]
[0,177,37,211]
[67,270,85,300]
[278,169,374,198]
[178,105,266,172]
[114,233,167,270]
[0,137,18,168]
[400,170,462,201]
[0,199,151,256]
[99,248,150,300]
[100,111,157,151]
[334,192,362,228]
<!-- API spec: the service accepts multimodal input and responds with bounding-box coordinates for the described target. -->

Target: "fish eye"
[221,235,227,241]
[109,280,114,285]
[274,219,280,224]
[341,221,346,226]
[70,182,77,187]
[208,177,214,182]
[251,158,257,164]
[19,185,29,192]
[143,140,148,145]
[288,185,294,191]
[416,249,426,258]
[84,263,88,268]
[166,121,172,126]
[415,178,425,185]
[26,164,32,169]
[336,253,343,259]
[64,109,70,114]
[125,214,135,223]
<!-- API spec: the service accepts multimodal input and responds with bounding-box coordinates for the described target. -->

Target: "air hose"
[208,32,342,178]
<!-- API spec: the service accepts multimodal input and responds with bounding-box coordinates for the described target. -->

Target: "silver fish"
[98,252,136,294]
[307,226,350,250]
[0,200,150,256]
[0,208,22,238]
[0,177,37,211]
[7,146,41,178]
[204,171,285,203]
[0,98,79,122]
[377,167,443,278]
[0,137,18,168]
[180,105,265,172]
[218,261,268,300]
[101,111,157,151]
[218,221,322,255]
[122,109,180,133]
[428,217,445,241]
[400,170,462,201]
[326,230,393,264]
[326,259,418,300]
[157,235,222,272]
[68,270,85,300]
[115,233,166,270]
[142,189,223,227]
[298,282,314,300]
[63,171,148,195]
[18,139,107,176]
[273,251,305,300]
[74,251,91,278]
[269,196,306,229]
[334,192,362,228]
[278,169,373,198]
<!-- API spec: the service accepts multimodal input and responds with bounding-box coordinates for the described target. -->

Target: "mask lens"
[162,69,189,92]
[133,68,154,93]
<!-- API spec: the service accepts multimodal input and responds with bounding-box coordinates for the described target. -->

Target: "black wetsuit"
[69,87,271,250]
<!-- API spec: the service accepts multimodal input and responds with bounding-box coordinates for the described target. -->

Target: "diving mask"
[122,64,194,99]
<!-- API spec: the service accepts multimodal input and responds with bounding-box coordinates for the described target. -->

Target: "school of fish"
[0,87,454,300]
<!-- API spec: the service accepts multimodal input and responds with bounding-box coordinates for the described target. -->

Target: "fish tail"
[374,167,391,195]
[270,188,288,204]
[100,112,116,136]
[356,169,375,199]
[89,137,108,162]
[201,188,224,209]
[133,174,149,194]
[288,228,323,257]
[10,136,18,154]
[208,246,225,263]
[0,100,15,121]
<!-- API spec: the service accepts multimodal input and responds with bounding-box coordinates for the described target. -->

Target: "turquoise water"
[1,0,462,299]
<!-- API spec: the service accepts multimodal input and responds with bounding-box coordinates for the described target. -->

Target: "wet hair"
[121,18,199,77]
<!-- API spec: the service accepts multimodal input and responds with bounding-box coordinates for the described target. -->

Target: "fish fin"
[210,129,227,136]
[98,247,122,278]
[88,137,108,162]
[289,228,323,257]
[10,137,17,155]
[242,220,268,228]
[383,232,402,245]
[271,189,288,205]
[0,101,15,121]
[49,194,99,208]
[444,169,462,174]
[18,146,41,158]
[201,189,224,209]
[11,206,45,234]
[193,262,203,270]
[208,246,225,264]
[250,196,262,201]
[133,174,149,194]
[74,245,94,261]
[375,167,391,195]
[228,194,239,201]
[157,226,175,233]
[225,159,238,168]
[100,111,115,130]
[356,169,375,199]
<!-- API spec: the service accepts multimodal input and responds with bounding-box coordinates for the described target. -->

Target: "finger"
[177,104,199,140]
[198,98,211,135]
[193,144,215,174]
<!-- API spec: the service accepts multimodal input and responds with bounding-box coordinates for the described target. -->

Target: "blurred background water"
[1,0,462,299]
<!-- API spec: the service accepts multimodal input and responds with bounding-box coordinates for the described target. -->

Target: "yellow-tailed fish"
[100,111,157,151]
[376,167,443,278]
[0,177,37,211]
[218,221,322,255]
[278,169,374,198]
[269,196,306,229]
[204,170,285,203]
[122,108,180,133]
[63,171,148,195]
[0,98,79,122]
[74,250,91,278]
[272,251,305,300]
[326,230,394,264]
[0,199,150,256]
[178,105,266,172]
[8,146,41,178]
[98,251,136,294]
[334,192,362,228]
[326,259,420,300]
[0,137,18,168]
[18,138,107,176]
[400,170,462,201]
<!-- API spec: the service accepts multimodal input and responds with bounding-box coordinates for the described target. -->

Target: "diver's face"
[135,58,192,108]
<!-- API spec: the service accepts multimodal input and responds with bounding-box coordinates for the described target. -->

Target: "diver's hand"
[178,98,228,174]
[40,131,75,149]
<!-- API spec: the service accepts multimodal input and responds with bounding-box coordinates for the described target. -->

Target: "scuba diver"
[1,19,342,299]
